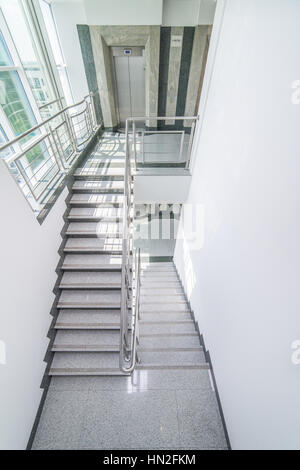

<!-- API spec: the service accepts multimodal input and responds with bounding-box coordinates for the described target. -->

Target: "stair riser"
[140,305,189,312]
[61,266,122,271]
[140,282,182,288]
[139,312,191,322]
[141,274,179,280]
[65,233,122,239]
[63,248,123,254]
[74,175,125,181]
[52,346,120,352]
[72,189,124,194]
[49,371,127,376]
[140,323,196,334]
[140,295,186,302]
[67,216,123,223]
[59,285,121,290]
[140,288,183,295]
[140,335,200,349]
[55,325,121,330]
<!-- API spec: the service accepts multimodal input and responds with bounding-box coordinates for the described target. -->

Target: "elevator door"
[112,47,145,128]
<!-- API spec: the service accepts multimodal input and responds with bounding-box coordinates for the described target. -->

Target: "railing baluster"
[120,114,198,374]
[0,92,101,215]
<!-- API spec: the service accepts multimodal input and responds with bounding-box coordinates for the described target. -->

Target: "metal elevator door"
[111,47,145,128]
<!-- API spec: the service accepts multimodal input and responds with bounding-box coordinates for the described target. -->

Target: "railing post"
[120,118,130,370]
[65,110,78,151]
[179,130,185,162]
[89,92,97,128]
[142,130,145,164]
[48,126,66,171]
[133,120,137,170]
[185,120,196,169]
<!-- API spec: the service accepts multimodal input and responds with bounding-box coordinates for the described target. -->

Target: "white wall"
[162,0,200,26]
[84,0,163,25]
[197,0,216,24]
[0,162,67,449]
[51,0,89,102]
[162,0,216,26]
[134,175,191,203]
[174,0,300,450]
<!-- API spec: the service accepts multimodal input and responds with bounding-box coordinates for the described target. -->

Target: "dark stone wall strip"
[175,26,195,129]
[77,24,103,124]
[158,27,171,126]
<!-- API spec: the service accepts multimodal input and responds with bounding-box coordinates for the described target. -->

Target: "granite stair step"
[57,289,121,309]
[59,271,121,289]
[61,254,122,271]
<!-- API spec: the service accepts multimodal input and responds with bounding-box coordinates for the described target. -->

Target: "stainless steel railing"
[119,115,198,374]
[125,115,198,169]
[0,92,101,214]
[119,116,141,373]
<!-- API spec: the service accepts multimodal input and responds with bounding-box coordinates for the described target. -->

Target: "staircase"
[50,137,127,376]
[138,262,208,369]
[49,133,209,377]
[31,132,228,450]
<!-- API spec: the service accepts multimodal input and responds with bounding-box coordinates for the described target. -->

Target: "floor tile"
[49,369,212,392]
[78,390,180,449]
[32,390,88,450]
[176,389,228,450]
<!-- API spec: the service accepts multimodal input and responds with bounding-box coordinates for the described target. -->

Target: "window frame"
[0,8,45,154]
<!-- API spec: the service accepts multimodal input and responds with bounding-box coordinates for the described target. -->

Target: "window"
[0,29,39,144]
[0,0,57,110]
[0,69,37,137]
[39,0,73,105]
[33,77,41,88]
[0,124,14,158]
[0,28,11,66]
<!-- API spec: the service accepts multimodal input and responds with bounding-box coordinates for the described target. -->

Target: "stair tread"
[57,289,121,308]
[72,180,124,192]
[70,194,124,205]
[68,207,124,220]
[62,254,122,270]
[74,168,125,177]
[60,271,121,288]
[66,222,122,235]
[55,309,124,329]
[51,352,119,369]
[64,238,123,253]
[54,329,120,344]
[53,330,120,351]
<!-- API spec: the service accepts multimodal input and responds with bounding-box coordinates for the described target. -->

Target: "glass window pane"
[39,0,73,105]
[0,124,14,158]
[0,0,55,108]
[0,31,13,66]
[0,70,38,141]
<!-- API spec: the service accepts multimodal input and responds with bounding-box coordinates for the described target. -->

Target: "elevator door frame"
[111,46,145,129]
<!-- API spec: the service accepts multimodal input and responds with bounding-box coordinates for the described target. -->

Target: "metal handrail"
[38,96,64,110]
[119,117,139,373]
[125,115,198,170]
[0,92,101,212]
[0,92,97,153]
[119,114,198,374]
[120,247,141,373]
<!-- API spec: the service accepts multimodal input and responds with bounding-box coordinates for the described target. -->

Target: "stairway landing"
[32,133,227,450]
